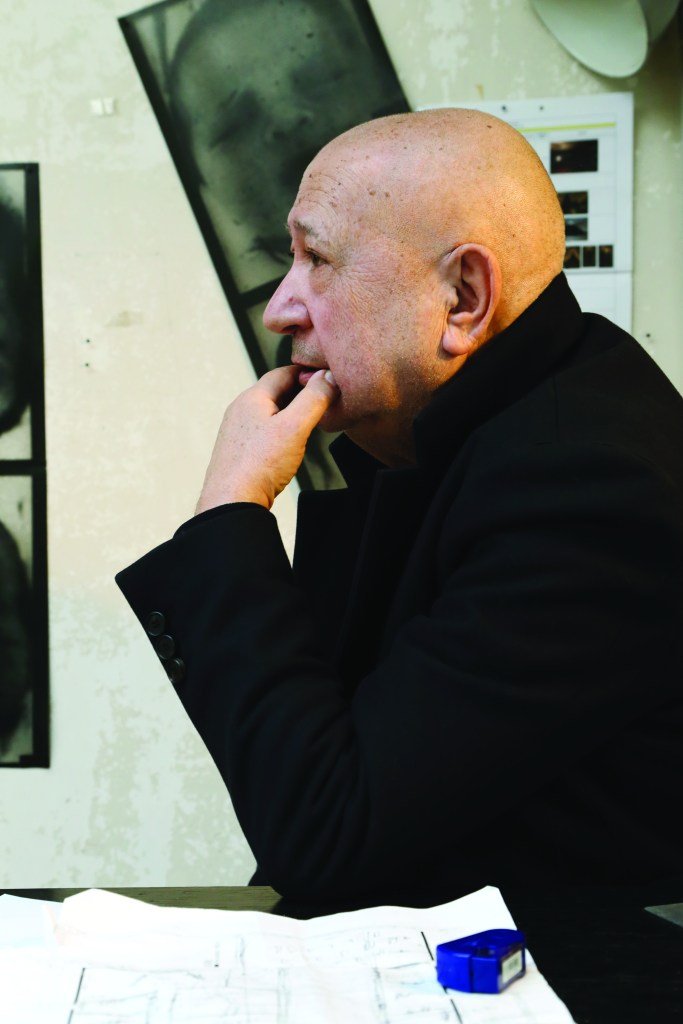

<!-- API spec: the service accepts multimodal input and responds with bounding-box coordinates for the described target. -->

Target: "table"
[3,883,683,1023]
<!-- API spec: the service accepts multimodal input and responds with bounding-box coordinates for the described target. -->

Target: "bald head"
[306,108,565,331]
[266,108,565,464]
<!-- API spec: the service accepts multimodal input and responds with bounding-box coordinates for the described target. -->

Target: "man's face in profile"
[170,0,402,291]
[264,144,454,462]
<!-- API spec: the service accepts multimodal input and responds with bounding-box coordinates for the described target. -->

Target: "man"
[117,109,683,907]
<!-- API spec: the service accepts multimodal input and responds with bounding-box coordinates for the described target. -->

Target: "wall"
[0,0,680,886]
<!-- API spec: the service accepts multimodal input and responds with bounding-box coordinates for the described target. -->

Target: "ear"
[441,243,501,356]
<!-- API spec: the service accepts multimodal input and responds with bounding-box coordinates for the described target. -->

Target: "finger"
[282,369,339,434]
[253,365,300,400]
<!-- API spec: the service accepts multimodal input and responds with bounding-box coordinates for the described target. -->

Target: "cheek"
[312,275,400,379]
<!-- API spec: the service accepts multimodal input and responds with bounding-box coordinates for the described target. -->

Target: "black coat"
[116,274,683,906]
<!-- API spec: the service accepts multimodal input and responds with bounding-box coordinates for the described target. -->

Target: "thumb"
[284,369,339,436]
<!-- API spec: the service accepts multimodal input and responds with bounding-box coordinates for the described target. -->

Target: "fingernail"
[324,369,337,386]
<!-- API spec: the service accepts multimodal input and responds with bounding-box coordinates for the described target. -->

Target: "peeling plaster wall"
[0,0,680,887]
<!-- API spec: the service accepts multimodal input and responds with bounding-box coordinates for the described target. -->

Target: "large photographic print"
[0,164,48,767]
[120,0,409,489]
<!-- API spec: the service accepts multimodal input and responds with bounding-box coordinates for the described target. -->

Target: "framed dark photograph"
[0,164,48,767]
[120,0,409,489]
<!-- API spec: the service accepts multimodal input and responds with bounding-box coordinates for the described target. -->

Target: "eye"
[307,250,326,268]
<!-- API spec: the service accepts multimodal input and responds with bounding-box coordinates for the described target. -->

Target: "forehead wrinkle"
[306,149,439,259]
[290,218,321,240]
[287,217,334,253]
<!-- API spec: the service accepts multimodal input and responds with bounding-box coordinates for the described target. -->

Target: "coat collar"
[330,273,584,481]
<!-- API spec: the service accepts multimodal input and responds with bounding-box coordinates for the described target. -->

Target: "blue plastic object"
[436,928,526,994]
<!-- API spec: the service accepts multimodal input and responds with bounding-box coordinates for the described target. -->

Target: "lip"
[294,362,328,387]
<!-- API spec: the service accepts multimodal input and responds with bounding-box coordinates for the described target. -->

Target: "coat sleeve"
[115,440,682,902]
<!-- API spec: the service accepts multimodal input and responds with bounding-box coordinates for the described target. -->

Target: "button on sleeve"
[146,611,166,637]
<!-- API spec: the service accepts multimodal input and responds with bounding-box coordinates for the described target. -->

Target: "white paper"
[0,894,60,948]
[0,886,575,1023]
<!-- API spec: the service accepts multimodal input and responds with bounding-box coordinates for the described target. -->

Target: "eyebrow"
[287,218,330,247]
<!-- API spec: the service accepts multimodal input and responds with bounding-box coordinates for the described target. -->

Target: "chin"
[318,394,366,435]
[316,409,347,435]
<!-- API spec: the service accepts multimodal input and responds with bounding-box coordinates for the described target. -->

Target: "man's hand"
[196,365,339,513]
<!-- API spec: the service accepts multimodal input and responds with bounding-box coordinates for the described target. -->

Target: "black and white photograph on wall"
[0,167,34,455]
[0,163,48,767]
[120,0,409,489]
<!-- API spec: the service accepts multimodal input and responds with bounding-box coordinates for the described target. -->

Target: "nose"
[263,271,312,335]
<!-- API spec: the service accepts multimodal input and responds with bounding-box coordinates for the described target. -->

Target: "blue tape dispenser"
[436,928,526,994]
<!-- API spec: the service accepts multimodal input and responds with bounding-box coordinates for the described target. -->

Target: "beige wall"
[0,0,680,887]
